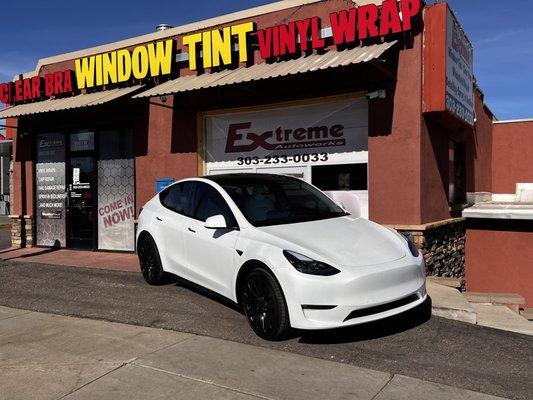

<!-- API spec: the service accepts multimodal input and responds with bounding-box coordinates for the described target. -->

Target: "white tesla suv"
[137,174,427,340]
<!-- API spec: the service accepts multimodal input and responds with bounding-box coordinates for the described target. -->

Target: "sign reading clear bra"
[204,98,369,171]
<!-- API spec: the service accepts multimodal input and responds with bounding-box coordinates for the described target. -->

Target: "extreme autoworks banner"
[205,98,368,168]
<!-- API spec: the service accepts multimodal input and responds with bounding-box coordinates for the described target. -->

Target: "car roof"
[204,173,300,185]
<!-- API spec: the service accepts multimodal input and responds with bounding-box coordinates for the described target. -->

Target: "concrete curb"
[428,281,477,324]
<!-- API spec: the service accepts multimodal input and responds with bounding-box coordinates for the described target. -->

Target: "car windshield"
[208,174,349,227]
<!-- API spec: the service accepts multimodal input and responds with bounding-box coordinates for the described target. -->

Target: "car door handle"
[188,227,196,233]
[156,217,163,222]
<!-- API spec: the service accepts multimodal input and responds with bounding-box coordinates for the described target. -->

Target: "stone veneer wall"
[11,216,34,248]
[395,218,466,278]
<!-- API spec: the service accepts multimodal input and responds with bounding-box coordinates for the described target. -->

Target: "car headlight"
[283,250,340,276]
[401,233,420,257]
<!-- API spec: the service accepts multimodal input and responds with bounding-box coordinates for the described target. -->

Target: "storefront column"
[135,96,197,216]
[10,122,35,248]
[368,35,423,226]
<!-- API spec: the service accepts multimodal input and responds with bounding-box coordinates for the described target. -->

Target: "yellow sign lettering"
[117,49,132,83]
[232,22,255,63]
[75,39,174,88]
[202,31,212,69]
[212,27,232,67]
[148,39,174,77]
[182,33,202,71]
[183,22,256,70]
[132,46,149,79]
[102,52,117,85]
[74,56,96,89]
[95,54,103,86]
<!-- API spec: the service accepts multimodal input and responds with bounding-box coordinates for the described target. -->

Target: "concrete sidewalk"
[0,247,139,272]
[0,306,507,400]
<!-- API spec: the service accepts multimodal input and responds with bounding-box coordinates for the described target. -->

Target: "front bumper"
[275,257,427,330]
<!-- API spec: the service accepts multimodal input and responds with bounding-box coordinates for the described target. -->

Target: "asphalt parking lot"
[0,261,531,400]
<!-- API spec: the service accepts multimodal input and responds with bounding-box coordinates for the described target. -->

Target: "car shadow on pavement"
[162,272,433,344]
[296,298,433,344]
[164,274,243,313]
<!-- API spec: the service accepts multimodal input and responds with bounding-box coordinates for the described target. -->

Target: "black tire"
[137,234,165,285]
[241,268,290,341]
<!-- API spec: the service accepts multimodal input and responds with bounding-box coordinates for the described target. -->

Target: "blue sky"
[1,0,532,120]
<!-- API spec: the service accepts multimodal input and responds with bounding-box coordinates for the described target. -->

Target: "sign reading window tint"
[97,129,135,251]
[36,133,66,246]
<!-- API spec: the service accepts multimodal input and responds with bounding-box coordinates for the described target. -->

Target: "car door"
[153,182,194,276]
[182,182,240,298]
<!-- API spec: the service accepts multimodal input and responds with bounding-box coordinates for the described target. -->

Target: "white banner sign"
[446,7,474,125]
[205,98,368,167]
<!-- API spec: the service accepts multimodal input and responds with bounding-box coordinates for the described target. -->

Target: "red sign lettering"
[225,122,346,153]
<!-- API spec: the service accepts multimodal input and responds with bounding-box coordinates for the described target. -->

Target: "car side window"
[159,182,194,216]
[194,184,238,227]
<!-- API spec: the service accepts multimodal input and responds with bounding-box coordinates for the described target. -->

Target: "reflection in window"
[312,164,368,191]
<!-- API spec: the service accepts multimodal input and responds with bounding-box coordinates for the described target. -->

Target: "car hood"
[258,216,406,267]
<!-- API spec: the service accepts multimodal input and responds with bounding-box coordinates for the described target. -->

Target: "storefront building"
[1,0,494,278]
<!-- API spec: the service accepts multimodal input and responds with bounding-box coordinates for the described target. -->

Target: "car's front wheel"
[137,234,165,285]
[241,268,290,341]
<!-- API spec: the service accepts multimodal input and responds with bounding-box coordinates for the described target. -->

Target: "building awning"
[0,85,142,119]
[134,41,397,99]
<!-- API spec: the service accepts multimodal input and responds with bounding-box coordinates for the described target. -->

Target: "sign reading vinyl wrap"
[445,7,474,125]
[205,98,368,170]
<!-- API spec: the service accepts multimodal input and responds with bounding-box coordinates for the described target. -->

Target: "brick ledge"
[386,217,465,232]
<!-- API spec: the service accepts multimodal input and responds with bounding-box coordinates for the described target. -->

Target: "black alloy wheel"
[137,234,165,285]
[241,268,290,341]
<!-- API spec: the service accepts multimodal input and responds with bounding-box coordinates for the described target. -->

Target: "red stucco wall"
[493,121,533,194]
[134,97,198,215]
[368,35,423,225]
[466,220,533,307]
[12,119,34,217]
[469,94,493,193]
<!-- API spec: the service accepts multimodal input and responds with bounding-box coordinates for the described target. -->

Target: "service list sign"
[36,133,66,247]
[445,7,474,125]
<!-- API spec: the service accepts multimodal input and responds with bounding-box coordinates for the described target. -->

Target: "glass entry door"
[67,156,96,249]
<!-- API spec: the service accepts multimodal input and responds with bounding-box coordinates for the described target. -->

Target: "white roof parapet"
[463,202,533,220]
[494,118,533,124]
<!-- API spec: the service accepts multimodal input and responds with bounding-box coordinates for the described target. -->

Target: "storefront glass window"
[311,164,368,191]
[35,133,66,247]
[97,129,135,251]
[70,130,95,152]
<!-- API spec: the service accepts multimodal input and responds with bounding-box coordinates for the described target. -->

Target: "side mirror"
[205,214,228,230]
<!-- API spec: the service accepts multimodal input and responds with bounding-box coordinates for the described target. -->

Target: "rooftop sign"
[0,0,421,106]
[423,3,474,126]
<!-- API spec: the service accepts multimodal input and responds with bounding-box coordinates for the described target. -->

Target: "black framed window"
[449,140,466,205]
[312,164,368,191]
[159,182,195,216]
[192,183,238,227]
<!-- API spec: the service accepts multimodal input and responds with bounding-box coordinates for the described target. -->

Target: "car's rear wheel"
[241,268,290,341]
[137,234,165,285]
